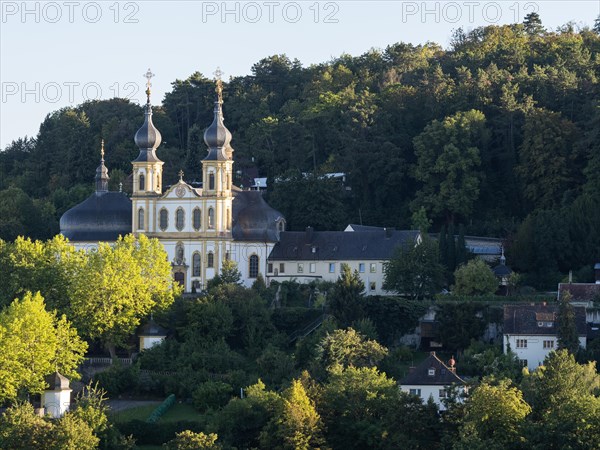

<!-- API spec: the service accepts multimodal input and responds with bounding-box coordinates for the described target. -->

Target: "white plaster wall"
[139,336,165,351]
[42,390,71,418]
[400,385,463,411]
[503,335,587,371]
[266,260,390,295]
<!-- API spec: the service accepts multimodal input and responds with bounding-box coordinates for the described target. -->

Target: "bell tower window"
[138,208,145,230]
[139,173,145,191]
[208,207,215,229]
[209,173,215,190]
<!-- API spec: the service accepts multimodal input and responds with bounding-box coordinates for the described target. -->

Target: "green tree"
[207,259,243,290]
[0,402,53,450]
[261,379,325,450]
[455,379,531,450]
[70,234,179,358]
[453,259,498,296]
[0,235,84,313]
[383,236,445,299]
[516,108,580,210]
[316,327,388,370]
[164,431,222,450]
[412,110,488,223]
[0,292,87,403]
[520,350,600,449]
[328,263,365,326]
[557,292,580,354]
[523,12,545,35]
[50,413,99,450]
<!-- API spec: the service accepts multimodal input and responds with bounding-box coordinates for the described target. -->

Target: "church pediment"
[162,181,201,199]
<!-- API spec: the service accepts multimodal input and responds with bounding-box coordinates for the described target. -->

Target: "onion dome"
[203,77,233,161]
[95,140,109,193]
[232,191,285,242]
[133,68,163,163]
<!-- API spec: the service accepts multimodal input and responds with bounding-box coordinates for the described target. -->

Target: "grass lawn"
[110,402,203,424]
[161,403,203,422]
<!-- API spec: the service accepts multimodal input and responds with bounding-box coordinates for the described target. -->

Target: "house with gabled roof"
[503,304,587,371]
[266,226,421,295]
[400,351,466,410]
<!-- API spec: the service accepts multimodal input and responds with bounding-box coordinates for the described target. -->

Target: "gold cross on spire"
[214,67,224,103]
[100,139,105,160]
[178,169,184,181]
[144,68,155,103]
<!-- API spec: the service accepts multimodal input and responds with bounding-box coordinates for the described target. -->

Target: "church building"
[60,71,285,290]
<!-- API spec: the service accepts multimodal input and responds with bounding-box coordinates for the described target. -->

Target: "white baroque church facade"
[60,76,285,291]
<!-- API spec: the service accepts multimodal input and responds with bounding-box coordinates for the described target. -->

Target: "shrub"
[93,363,139,397]
[192,381,233,412]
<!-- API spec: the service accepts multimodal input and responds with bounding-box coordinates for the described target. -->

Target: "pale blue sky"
[1,1,599,148]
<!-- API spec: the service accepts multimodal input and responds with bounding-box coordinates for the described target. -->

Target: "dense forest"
[1,14,600,288]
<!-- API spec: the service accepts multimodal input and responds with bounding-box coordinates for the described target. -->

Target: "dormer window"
[428,368,436,377]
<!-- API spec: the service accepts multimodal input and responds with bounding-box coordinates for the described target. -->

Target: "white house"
[400,351,466,411]
[503,304,587,371]
[266,227,421,296]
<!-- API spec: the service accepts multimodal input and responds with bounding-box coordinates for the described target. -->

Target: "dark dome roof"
[232,191,284,242]
[60,192,132,241]
[138,318,168,337]
[45,371,70,391]
[493,264,513,277]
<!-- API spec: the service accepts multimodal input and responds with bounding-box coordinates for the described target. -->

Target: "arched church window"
[139,173,145,191]
[209,173,215,190]
[159,208,168,231]
[249,254,259,279]
[193,208,202,231]
[138,208,145,230]
[278,219,285,232]
[192,252,201,277]
[207,251,214,268]
[176,208,185,231]
[208,207,215,229]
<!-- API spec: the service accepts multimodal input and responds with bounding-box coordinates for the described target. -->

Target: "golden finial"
[144,68,155,103]
[213,67,224,103]
[100,139,105,160]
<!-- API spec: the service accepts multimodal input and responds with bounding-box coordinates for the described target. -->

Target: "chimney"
[595,263,600,284]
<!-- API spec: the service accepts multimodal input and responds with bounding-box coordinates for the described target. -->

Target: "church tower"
[132,69,163,232]
[202,68,234,234]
